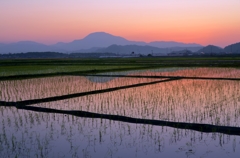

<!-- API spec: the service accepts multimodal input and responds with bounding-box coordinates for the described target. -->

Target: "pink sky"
[0,0,240,47]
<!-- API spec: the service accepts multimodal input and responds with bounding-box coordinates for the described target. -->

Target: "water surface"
[0,67,240,157]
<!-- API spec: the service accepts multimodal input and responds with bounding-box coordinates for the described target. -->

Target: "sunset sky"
[1,0,240,47]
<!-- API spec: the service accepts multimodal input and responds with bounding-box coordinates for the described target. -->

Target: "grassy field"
[0,57,239,79]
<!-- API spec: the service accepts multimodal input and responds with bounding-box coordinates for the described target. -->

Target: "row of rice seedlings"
[0,73,159,102]
[0,67,239,156]
[22,67,239,127]
[39,67,239,126]
[1,67,236,103]
[80,81,237,125]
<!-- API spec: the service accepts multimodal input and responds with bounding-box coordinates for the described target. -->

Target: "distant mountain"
[72,47,103,53]
[96,44,203,55]
[96,44,167,55]
[168,46,202,52]
[53,32,145,51]
[148,41,202,48]
[0,43,5,47]
[0,32,207,54]
[0,41,58,54]
[224,42,240,54]
[197,45,225,54]
[53,32,203,52]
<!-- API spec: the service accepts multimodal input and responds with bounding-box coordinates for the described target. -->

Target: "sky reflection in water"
[0,67,240,157]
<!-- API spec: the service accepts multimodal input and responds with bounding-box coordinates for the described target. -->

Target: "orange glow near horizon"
[0,0,240,47]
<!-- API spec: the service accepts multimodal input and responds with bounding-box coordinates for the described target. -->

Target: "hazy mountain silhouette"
[0,43,5,47]
[96,44,167,55]
[1,32,239,54]
[53,32,146,51]
[0,32,203,54]
[0,41,62,54]
[166,46,203,53]
[54,32,202,51]
[96,44,203,55]
[224,42,240,54]
[72,47,103,53]
[197,45,224,54]
[148,41,201,48]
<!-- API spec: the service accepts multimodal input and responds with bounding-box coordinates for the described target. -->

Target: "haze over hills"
[53,32,203,52]
[148,41,201,48]
[0,32,239,55]
[96,44,165,55]
[54,32,146,51]
[224,42,240,54]
[0,43,5,47]
[0,41,63,53]
[197,45,225,54]
[95,44,203,55]
[0,32,204,54]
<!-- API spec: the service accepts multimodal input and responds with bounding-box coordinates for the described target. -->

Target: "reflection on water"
[1,110,240,158]
[0,75,159,102]
[87,67,188,82]
[0,67,240,157]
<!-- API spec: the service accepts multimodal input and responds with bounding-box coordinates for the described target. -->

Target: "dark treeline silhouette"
[1,51,240,59]
[0,52,68,59]
[0,52,118,59]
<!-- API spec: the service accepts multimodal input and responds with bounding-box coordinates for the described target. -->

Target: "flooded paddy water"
[0,67,240,158]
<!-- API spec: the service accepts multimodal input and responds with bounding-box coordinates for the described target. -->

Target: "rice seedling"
[0,67,240,157]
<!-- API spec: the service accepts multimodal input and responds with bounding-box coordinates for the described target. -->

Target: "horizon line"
[1,31,237,48]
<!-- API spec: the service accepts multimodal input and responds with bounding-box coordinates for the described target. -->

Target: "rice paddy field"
[0,58,240,157]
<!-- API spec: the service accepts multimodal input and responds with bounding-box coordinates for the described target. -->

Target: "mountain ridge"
[197,45,225,54]
[0,32,238,54]
[224,42,240,54]
[95,44,203,55]
[53,32,203,51]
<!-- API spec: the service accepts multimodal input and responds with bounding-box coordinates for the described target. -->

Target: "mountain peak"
[83,32,126,41]
[87,32,111,36]
[197,45,224,54]
[224,42,240,54]
[205,45,222,48]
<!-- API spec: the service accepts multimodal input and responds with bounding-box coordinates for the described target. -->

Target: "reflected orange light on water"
[1,68,239,127]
